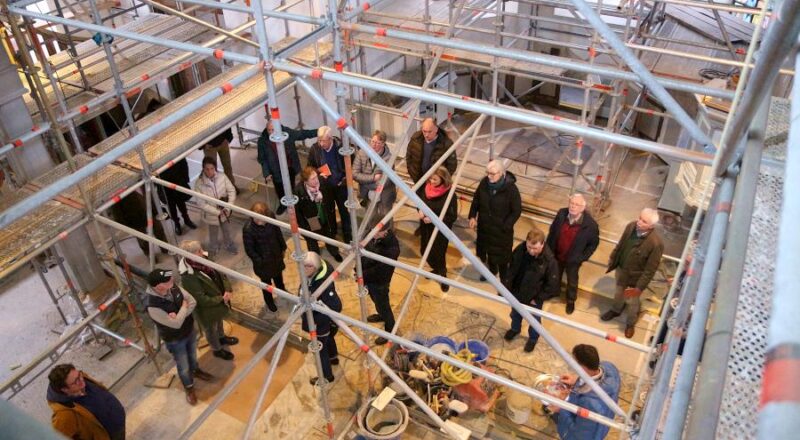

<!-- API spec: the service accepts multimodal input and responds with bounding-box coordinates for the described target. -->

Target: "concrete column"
[0,44,55,181]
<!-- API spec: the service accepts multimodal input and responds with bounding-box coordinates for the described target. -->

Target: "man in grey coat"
[353,129,396,210]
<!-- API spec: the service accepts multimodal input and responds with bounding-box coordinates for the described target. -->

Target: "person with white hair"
[546,194,600,315]
[601,208,664,338]
[468,159,522,282]
[302,251,343,386]
[307,126,353,243]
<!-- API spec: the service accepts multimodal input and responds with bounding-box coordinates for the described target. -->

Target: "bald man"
[546,194,599,315]
[406,118,456,183]
[601,208,664,338]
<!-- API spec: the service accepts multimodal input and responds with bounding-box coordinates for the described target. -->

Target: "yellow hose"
[440,349,475,386]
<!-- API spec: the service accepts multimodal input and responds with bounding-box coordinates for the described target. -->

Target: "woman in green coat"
[178,240,239,360]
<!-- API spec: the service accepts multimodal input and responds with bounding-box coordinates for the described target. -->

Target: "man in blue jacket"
[553,344,621,440]
[257,120,318,215]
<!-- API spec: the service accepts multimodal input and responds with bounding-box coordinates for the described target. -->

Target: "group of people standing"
[136,115,664,408]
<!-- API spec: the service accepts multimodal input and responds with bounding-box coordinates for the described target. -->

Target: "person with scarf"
[178,240,238,361]
[194,156,237,258]
[417,166,458,292]
[295,166,343,262]
[301,251,343,386]
[256,120,319,215]
[242,202,287,312]
[468,159,522,283]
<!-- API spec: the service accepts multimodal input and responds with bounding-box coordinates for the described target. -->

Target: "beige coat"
[194,171,236,226]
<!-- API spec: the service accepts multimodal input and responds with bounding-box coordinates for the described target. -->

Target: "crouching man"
[553,344,621,440]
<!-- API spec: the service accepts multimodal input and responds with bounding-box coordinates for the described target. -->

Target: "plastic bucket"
[506,390,532,424]
[357,398,410,440]
[457,340,490,364]
[427,336,457,354]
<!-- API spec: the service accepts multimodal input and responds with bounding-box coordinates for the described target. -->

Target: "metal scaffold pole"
[249,0,336,436]
[293,74,627,419]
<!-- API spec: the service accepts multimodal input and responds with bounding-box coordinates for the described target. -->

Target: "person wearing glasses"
[352,129,396,210]
[468,160,522,283]
[47,364,126,440]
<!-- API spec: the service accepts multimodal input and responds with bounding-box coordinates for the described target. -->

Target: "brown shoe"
[185,387,197,405]
[625,325,635,338]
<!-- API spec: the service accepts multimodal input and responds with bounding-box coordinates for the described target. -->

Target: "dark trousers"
[166,195,191,226]
[319,324,339,380]
[305,229,341,259]
[556,261,581,304]
[367,283,395,332]
[255,271,284,310]
[510,299,543,344]
[273,169,298,205]
[322,184,352,242]
[478,250,509,281]
[137,222,167,256]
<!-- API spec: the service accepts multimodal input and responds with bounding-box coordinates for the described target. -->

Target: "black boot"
[175,222,184,236]
[184,217,197,229]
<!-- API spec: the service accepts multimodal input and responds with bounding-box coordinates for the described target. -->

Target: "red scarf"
[425,182,450,199]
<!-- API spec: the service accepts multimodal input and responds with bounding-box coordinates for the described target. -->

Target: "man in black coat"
[109,190,167,257]
[468,160,522,282]
[257,120,318,215]
[546,194,600,315]
[307,126,353,242]
[361,210,401,345]
[502,227,559,353]
[406,118,456,183]
[158,158,196,236]
[601,208,664,338]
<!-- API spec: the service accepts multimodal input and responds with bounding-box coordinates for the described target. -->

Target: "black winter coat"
[406,128,456,183]
[242,219,287,279]
[362,231,401,285]
[418,186,458,272]
[302,260,343,335]
[307,137,352,187]
[294,182,330,234]
[256,126,317,180]
[109,190,166,241]
[546,208,600,266]
[158,158,191,203]
[468,172,522,262]
[503,243,560,304]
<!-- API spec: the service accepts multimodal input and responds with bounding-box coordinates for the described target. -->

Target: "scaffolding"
[0,0,797,438]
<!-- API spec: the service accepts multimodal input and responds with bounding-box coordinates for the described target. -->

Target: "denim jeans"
[509,300,543,344]
[165,329,199,388]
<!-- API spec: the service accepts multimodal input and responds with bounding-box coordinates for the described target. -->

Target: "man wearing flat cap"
[145,268,214,405]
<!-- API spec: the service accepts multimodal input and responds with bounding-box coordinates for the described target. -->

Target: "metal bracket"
[308,339,323,353]
[269,132,289,143]
[280,194,299,207]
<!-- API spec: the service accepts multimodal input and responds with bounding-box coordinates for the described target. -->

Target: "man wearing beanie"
[145,268,213,405]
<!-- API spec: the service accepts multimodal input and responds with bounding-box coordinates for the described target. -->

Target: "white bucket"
[357,398,410,440]
[506,390,533,425]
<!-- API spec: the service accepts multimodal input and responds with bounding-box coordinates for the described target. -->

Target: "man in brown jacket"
[601,208,664,338]
[47,364,126,440]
